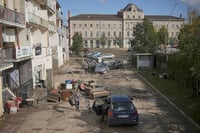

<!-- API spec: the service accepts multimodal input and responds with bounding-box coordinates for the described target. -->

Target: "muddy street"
[0,50,199,133]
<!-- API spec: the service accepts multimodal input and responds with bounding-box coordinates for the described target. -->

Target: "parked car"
[89,51,101,58]
[94,62,109,74]
[101,53,115,59]
[107,60,124,70]
[85,51,100,57]
[83,47,91,53]
[92,94,139,126]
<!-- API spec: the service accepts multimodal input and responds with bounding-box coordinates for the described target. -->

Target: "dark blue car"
[92,94,139,126]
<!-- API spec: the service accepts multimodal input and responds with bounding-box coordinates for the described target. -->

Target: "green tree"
[100,33,107,48]
[131,18,157,53]
[71,32,83,55]
[115,36,123,48]
[178,9,200,95]
[157,26,168,45]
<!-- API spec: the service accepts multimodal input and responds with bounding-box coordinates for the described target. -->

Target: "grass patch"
[138,69,200,126]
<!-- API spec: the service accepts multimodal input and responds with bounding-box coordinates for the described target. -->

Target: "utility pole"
[164,3,178,74]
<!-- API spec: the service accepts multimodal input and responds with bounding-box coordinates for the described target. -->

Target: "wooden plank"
[91,90,110,99]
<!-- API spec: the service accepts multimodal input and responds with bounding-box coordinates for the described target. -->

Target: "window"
[26,35,29,40]
[108,31,110,36]
[108,24,110,27]
[79,24,81,27]
[119,31,122,37]
[85,24,87,27]
[96,31,99,37]
[84,31,87,37]
[90,24,93,27]
[90,31,93,37]
[127,31,130,37]
[84,40,88,45]
[90,40,93,44]
[96,24,99,27]
[113,31,116,36]
[171,32,174,37]
[73,24,76,27]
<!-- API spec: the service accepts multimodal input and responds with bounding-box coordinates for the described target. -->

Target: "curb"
[134,69,200,131]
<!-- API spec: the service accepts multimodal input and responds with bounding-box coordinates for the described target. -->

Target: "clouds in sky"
[181,0,200,10]
[99,0,107,3]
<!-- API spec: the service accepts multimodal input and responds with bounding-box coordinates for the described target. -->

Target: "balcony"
[48,21,56,32]
[0,50,13,71]
[34,0,46,5]
[56,11,62,20]
[0,5,25,27]
[0,46,32,62]
[27,12,48,29]
[47,0,56,14]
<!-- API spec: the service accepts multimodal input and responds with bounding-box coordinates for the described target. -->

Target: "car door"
[92,98,107,115]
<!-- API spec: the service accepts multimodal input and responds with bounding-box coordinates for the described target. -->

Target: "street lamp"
[164,3,178,74]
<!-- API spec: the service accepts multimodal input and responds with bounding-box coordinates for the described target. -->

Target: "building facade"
[0,0,68,116]
[69,3,184,48]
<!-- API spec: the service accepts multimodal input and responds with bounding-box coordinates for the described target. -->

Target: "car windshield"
[113,102,134,111]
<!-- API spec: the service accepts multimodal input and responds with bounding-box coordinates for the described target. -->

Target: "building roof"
[70,14,122,21]
[123,3,143,12]
[145,15,185,21]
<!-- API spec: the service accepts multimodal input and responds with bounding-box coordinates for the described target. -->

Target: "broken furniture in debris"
[47,79,111,103]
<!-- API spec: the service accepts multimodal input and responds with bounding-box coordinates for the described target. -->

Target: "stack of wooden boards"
[47,89,60,102]
[89,87,110,99]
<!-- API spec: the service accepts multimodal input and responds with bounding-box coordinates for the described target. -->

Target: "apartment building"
[0,0,68,116]
[69,3,184,48]
[0,0,31,116]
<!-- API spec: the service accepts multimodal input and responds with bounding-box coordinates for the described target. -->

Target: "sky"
[57,0,200,23]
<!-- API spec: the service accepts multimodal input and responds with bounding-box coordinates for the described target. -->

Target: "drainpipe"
[68,10,71,47]
[15,28,20,49]
[0,24,2,48]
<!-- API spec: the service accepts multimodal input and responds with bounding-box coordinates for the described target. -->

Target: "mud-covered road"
[0,49,199,133]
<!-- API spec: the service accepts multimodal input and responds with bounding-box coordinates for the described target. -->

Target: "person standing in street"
[74,89,81,112]
[84,60,88,74]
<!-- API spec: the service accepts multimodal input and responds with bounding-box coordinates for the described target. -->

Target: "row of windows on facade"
[73,31,122,37]
[155,24,181,29]
[73,22,181,29]
[73,23,122,28]
[73,30,179,38]
[126,15,141,19]
[83,39,118,46]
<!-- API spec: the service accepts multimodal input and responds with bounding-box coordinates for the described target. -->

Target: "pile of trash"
[47,79,110,103]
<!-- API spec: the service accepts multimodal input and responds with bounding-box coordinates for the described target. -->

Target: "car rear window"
[112,102,134,111]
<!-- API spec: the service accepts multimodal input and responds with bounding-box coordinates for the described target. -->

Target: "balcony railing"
[28,12,48,28]
[47,0,56,13]
[56,11,62,19]
[0,46,32,62]
[0,5,25,25]
[48,21,56,31]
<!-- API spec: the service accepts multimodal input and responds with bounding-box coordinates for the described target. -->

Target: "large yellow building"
[69,3,184,48]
